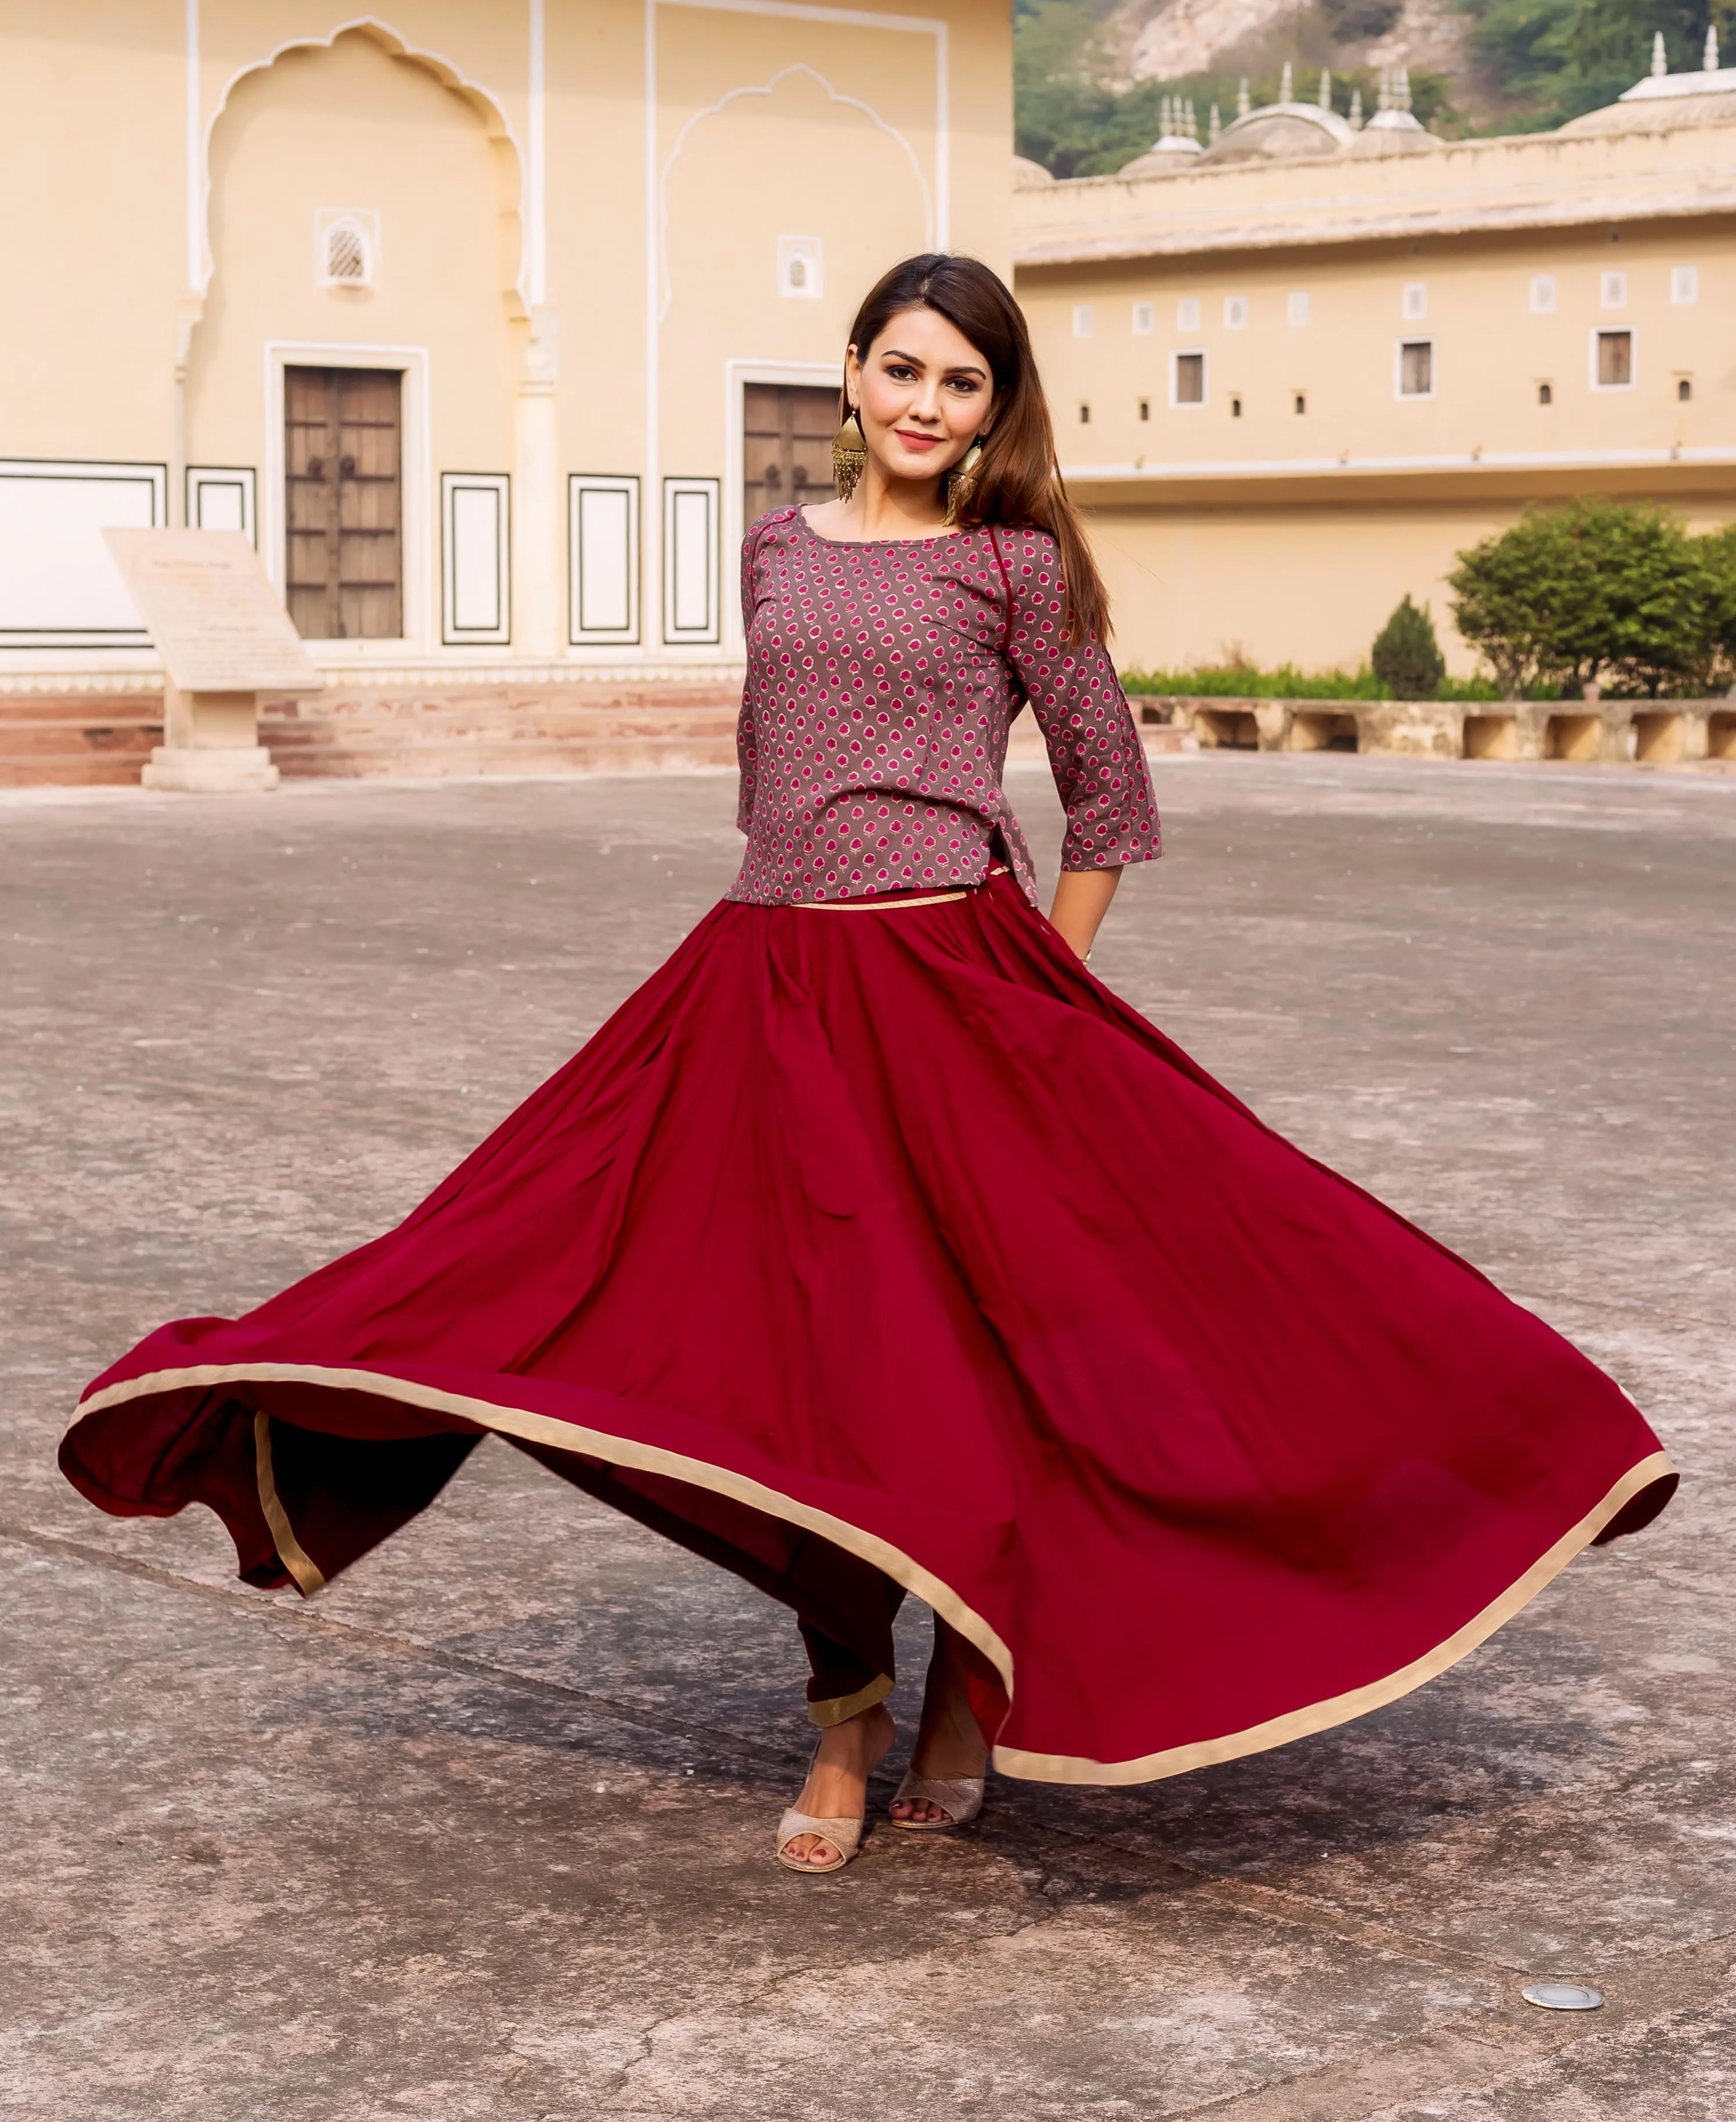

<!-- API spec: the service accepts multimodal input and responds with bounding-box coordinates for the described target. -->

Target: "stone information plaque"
[103,528,322,694]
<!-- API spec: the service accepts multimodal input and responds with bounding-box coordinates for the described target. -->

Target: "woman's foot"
[889,1621,989,1827]
[780,1702,895,1871]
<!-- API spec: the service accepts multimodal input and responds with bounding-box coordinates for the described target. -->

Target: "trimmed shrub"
[1371,596,1447,699]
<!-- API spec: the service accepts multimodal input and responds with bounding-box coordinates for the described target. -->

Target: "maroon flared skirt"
[60,871,1674,1783]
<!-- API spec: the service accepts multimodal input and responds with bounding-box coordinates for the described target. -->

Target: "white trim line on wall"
[262,340,433,653]
[1060,444,1736,483]
[527,0,547,308]
[723,358,841,652]
[185,0,201,290]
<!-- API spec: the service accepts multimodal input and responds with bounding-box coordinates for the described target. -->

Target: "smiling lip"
[894,430,945,452]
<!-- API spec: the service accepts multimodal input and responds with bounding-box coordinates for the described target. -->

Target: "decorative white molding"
[1059,443,1736,483]
[664,477,721,643]
[441,472,512,644]
[0,461,167,649]
[185,0,201,290]
[658,0,949,246]
[528,0,547,308]
[197,18,529,307]
[262,341,432,650]
[645,0,949,646]
[570,476,642,645]
[187,465,257,541]
[657,64,932,323]
[0,668,166,696]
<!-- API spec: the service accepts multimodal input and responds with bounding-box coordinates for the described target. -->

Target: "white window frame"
[777,235,823,301]
[1402,280,1428,321]
[440,471,510,646]
[1672,264,1699,305]
[1176,296,1201,332]
[0,456,166,649]
[1601,269,1627,310]
[186,465,257,544]
[1223,294,1248,329]
[662,476,720,646]
[1590,325,1637,392]
[314,207,381,290]
[568,474,641,647]
[1170,348,1208,409]
[262,340,430,653]
[1287,290,1310,326]
[1131,301,1155,336]
[1396,336,1436,400]
[1530,273,1557,314]
[1072,304,1094,339]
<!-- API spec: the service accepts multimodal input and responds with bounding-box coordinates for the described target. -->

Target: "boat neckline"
[794,504,977,549]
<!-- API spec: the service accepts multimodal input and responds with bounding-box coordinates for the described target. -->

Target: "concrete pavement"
[2,754,1733,2119]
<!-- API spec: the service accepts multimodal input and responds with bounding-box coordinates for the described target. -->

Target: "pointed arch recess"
[657,63,933,322]
[197,16,530,309]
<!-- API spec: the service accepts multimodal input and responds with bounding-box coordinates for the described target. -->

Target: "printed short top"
[727,505,1162,907]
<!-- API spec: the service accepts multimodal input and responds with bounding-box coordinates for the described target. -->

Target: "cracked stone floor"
[2,753,1733,2120]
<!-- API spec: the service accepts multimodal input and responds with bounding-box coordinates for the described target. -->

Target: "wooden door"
[284,366,403,638]
[743,384,837,528]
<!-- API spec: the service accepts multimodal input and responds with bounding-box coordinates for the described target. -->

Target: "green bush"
[1449,499,1727,698]
[1371,595,1447,699]
[1119,660,1501,702]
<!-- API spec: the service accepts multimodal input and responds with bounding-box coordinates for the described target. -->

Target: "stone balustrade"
[1138,695,1736,765]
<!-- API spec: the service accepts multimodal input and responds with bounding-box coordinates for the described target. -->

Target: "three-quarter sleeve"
[736,516,773,835]
[1003,530,1162,873]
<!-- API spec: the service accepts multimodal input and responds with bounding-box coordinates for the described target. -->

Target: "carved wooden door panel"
[743,383,837,530]
[284,366,403,638]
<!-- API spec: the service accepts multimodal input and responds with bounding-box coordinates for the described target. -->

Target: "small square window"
[1224,294,1248,329]
[1294,391,1306,415]
[1173,351,1205,405]
[1132,301,1155,336]
[1176,296,1201,332]
[1288,290,1309,326]
[1678,375,1693,401]
[1601,269,1627,309]
[1072,304,1094,339]
[1538,381,1554,405]
[1595,328,1633,387]
[1402,281,1427,321]
[1530,274,1557,314]
[1672,265,1699,305]
[1399,339,1434,396]
[1138,398,1150,420]
[1079,402,1091,423]
[1231,395,1244,418]
[777,235,823,300]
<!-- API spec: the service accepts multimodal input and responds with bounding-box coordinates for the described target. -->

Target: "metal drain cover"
[1522,1981,1604,2011]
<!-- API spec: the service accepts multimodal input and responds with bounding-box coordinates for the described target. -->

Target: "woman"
[61,256,1674,1879]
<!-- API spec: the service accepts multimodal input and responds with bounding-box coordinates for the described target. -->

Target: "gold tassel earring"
[831,412,867,502]
[944,442,985,528]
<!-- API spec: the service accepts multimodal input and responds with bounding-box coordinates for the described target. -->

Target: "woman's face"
[846,305,996,488]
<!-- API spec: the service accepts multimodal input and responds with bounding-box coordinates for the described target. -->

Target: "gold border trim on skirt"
[70,1364,1673,1786]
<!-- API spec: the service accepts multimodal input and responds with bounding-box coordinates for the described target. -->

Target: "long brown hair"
[844,254,1110,646]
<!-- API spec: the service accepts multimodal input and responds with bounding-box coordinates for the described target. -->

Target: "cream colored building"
[0,0,1009,708]
[1015,57,1736,681]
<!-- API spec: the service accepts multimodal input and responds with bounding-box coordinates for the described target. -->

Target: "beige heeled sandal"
[775,1806,865,1875]
[887,1768,985,1832]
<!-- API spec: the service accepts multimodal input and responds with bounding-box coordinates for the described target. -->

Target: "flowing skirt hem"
[64,1358,1676,1788]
